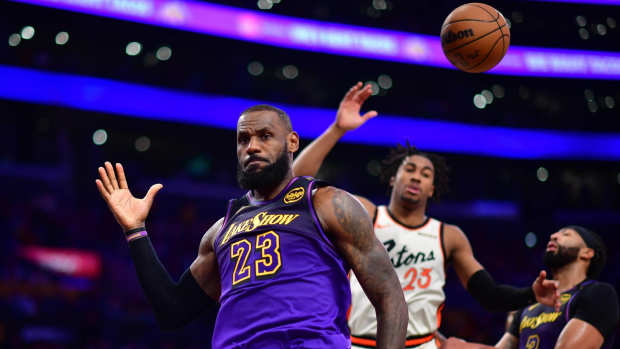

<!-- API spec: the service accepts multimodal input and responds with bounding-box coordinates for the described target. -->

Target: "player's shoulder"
[579,281,618,300]
[442,222,465,236]
[312,185,352,202]
[202,217,226,250]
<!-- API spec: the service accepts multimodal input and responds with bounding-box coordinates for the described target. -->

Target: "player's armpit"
[443,224,484,288]
[189,217,224,301]
[554,318,604,349]
[446,225,542,311]
[313,186,407,349]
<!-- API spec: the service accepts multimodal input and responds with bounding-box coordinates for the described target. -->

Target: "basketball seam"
[444,25,506,53]
[441,18,498,27]
[470,4,500,21]
[472,3,507,57]
[468,35,509,71]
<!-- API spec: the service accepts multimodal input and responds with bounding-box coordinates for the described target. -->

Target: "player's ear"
[580,247,595,262]
[389,176,395,187]
[429,184,435,198]
[287,131,299,153]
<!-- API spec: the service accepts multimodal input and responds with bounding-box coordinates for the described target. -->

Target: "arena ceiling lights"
[2,64,619,160]
[11,0,620,80]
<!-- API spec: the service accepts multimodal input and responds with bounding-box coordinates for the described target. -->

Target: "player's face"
[236,110,297,190]
[543,228,586,270]
[390,155,435,206]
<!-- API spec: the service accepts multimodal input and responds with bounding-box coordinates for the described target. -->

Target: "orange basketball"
[440,3,510,73]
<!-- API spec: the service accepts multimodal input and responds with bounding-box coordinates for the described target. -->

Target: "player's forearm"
[128,234,216,329]
[375,297,408,349]
[366,249,408,348]
[467,270,535,312]
[292,123,346,177]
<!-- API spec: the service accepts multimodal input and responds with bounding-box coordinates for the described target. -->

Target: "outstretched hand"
[532,270,561,311]
[334,82,378,132]
[95,162,163,232]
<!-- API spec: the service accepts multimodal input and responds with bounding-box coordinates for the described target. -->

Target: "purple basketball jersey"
[514,280,614,349]
[212,177,351,348]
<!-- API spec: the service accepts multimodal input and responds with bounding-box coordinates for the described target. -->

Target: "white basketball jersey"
[349,206,446,347]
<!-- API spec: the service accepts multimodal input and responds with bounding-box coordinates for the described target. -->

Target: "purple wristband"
[126,229,147,242]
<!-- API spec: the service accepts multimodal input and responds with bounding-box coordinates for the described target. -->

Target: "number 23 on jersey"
[402,267,432,291]
[230,231,282,286]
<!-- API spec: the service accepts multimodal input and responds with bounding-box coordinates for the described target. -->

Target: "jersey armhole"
[307,181,337,251]
[439,222,448,273]
[213,199,235,247]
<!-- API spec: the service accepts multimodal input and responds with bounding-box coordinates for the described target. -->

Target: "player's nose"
[246,136,261,154]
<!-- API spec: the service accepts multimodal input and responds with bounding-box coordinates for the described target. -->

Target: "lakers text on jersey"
[212,177,352,349]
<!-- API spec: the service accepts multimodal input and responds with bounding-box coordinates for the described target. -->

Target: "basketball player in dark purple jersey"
[441,226,618,349]
[95,105,408,348]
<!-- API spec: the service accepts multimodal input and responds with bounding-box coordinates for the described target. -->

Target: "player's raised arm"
[96,162,219,329]
[293,82,377,177]
[313,186,407,349]
[444,224,560,312]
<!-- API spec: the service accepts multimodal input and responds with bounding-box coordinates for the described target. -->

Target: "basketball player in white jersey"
[293,82,561,349]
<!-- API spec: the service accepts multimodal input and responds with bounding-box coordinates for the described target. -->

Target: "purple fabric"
[213,177,351,348]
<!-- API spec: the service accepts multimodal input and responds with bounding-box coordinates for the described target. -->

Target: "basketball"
[440,3,510,73]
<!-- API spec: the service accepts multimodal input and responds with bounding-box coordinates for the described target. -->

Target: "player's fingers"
[361,110,378,121]
[98,166,114,193]
[95,179,111,200]
[116,163,129,189]
[354,84,373,103]
[104,161,120,190]
[144,184,163,208]
[343,82,363,101]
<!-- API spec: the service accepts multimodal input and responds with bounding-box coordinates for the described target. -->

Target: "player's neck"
[251,172,295,202]
[552,263,588,293]
[388,200,427,227]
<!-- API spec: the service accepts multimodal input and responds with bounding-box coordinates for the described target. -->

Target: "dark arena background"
[1,0,619,348]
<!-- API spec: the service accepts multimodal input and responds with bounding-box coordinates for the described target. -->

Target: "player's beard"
[237,147,290,191]
[543,245,580,271]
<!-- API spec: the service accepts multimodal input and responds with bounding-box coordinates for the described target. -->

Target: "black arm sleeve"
[467,269,536,312]
[128,236,217,330]
[570,283,619,339]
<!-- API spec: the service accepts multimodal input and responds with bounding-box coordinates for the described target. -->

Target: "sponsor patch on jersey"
[417,232,437,239]
[284,187,305,204]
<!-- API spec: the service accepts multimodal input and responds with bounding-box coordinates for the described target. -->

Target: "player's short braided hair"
[379,141,450,201]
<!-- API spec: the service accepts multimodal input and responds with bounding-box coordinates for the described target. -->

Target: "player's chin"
[401,194,421,204]
[244,163,267,173]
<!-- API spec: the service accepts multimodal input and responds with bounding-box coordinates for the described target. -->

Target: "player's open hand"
[532,270,561,311]
[334,82,378,132]
[95,162,163,232]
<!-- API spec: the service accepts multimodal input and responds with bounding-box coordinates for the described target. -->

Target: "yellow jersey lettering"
[248,212,266,232]
[267,215,283,225]
[220,223,238,246]
[520,312,562,331]
[279,214,300,225]
[220,212,301,246]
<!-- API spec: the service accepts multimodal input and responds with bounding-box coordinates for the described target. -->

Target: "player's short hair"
[564,225,607,279]
[379,141,450,201]
[240,104,293,132]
